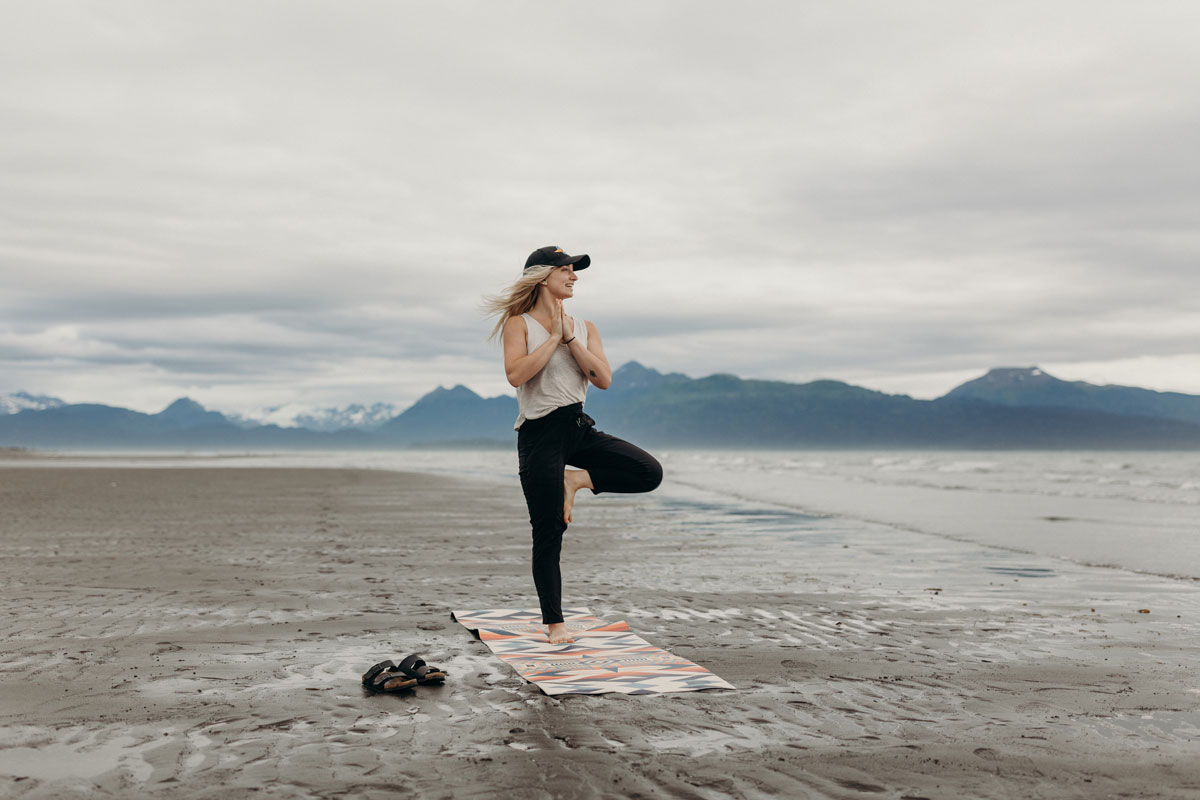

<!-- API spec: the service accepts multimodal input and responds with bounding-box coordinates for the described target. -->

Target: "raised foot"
[547,622,574,644]
[563,468,592,525]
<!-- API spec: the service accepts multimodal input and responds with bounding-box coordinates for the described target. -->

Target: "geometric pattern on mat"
[451,607,735,696]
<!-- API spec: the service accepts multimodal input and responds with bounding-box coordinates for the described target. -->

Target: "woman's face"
[544,265,578,299]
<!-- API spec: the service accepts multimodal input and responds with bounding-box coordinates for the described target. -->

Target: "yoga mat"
[451,607,735,696]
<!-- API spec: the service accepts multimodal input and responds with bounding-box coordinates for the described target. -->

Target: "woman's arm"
[565,317,612,390]
[503,314,560,387]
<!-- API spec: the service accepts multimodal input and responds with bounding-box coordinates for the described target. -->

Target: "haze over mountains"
[227,402,402,432]
[0,391,66,415]
[3,364,1200,450]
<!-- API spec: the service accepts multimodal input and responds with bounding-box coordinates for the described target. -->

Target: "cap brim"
[565,253,590,270]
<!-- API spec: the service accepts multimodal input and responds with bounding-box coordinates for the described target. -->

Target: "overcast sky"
[2,2,1198,415]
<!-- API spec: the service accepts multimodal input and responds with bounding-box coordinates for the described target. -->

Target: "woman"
[485,245,663,644]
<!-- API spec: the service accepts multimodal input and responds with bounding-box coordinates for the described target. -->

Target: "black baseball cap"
[524,245,591,271]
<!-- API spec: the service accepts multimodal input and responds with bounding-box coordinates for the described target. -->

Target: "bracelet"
[563,336,576,345]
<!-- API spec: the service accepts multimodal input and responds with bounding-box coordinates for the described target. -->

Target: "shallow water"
[660,450,1200,581]
[7,447,1199,579]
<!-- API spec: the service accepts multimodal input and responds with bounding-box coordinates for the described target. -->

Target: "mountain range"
[945,367,1200,426]
[225,401,402,431]
[0,391,66,415]
[3,363,1199,450]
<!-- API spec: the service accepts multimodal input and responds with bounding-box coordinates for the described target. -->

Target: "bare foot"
[547,622,574,644]
[563,468,593,524]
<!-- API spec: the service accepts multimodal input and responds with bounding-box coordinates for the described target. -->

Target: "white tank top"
[514,312,589,430]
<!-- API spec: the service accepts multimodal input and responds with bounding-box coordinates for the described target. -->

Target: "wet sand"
[1,463,1198,799]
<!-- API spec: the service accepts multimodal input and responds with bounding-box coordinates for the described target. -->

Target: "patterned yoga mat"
[451,607,735,696]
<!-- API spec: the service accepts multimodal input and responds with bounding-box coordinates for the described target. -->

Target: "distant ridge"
[155,398,230,429]
[376,384,517,443]
[583,364,1200,449]
[229,401,402,431]
[0,398,370,448]
[3,364,1200,450]
[946,366,1200,426]
[0,391,66,414]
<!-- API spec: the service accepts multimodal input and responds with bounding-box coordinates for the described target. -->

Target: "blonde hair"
[482,265,555,341]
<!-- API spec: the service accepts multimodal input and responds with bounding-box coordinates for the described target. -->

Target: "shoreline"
[1,463,1199,798]
[666,474,1200,585]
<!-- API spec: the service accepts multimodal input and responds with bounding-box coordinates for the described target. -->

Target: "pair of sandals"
[362,654,447,693]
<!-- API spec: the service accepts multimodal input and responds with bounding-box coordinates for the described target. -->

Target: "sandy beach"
[1,460,1198,799]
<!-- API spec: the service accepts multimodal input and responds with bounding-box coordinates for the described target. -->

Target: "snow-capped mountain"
[1,391,66,414]
[229,402,401,432]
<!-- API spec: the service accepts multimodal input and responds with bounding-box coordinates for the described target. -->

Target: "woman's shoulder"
[502,314,528,339]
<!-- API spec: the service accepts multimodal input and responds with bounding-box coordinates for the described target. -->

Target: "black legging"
[516,403,663,624]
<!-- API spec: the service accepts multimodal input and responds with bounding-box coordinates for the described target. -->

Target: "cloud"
[1,2,1198,413]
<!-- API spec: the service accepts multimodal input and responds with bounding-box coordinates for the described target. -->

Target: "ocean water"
[9,448,1199,581]
[667,450,1200,582]
[659,450,1200,581]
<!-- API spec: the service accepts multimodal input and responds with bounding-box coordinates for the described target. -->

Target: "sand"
[1,461,1198,799]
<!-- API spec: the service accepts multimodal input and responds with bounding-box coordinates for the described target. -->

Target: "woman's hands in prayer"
[558,300,575,344]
